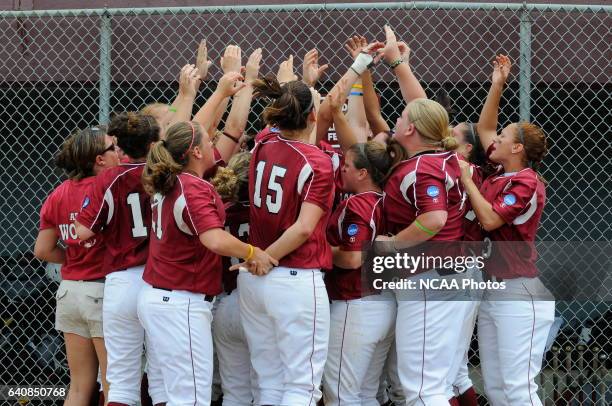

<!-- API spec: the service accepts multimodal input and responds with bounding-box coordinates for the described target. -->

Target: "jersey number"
[126,193,147,238]
[253,161,286,214]
[151,194,165,239]
[224,223,250,266]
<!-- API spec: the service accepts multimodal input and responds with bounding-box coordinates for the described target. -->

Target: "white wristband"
[350,53,374,75]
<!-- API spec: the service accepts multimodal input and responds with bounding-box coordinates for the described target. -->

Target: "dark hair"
[347,142,392,188]
[211,152,251,202]
[55,125,108,180]
[142,121,203,195]
[252,74,314,131]
[108,112,160,159]
[515,122,548,183]
[458,122,487,167]
[384,138,410,182]
[434,88,457,120]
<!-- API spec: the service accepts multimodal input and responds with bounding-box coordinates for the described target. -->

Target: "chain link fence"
[0,2,610,404]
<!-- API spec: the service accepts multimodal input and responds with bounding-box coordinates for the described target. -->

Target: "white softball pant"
[478,277,554,406]
[137,283,215,406]
[394,269,472,406]
[238,267,330,406]
[322,293,396,406]
[103,267,166,405]
[212,290,255,406]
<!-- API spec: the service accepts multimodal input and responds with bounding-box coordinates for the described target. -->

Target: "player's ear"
[95,153,105,167]
[192,145,203,160]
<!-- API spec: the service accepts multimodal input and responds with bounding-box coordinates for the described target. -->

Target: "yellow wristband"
[351,84,363,89]
[245,244,255,261]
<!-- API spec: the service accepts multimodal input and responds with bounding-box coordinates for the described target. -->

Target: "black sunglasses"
[101,143,116,154]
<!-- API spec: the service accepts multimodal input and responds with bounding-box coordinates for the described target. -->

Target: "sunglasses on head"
[101,143,116,154]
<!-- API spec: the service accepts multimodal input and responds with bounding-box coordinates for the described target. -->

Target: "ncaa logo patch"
[503,193,517,206]
[426,185,440,198]
[82,196,90,209]
[347,224,359,236]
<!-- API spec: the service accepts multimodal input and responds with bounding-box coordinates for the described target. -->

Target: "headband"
[466,123,476,145]
[182,121,196,160]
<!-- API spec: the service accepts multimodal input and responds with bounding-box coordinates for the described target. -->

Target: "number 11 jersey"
[77,163,150,273]
[249,134,334,270]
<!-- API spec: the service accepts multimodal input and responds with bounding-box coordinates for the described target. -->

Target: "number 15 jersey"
[249,134,334,270]
[77,163,150,273]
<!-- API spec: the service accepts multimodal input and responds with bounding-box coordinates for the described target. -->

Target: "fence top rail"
[0,2,610,18]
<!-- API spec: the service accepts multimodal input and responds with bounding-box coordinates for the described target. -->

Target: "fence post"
[99,9,112,125]
[519,3,532,122]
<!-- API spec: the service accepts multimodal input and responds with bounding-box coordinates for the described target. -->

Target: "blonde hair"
[406,98,458,151]
[211,152,251,202]
[141,103,169,120]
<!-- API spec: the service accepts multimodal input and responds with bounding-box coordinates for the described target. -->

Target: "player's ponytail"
[384,138,409,182]
[108,111,160,159]
[143,121,202,195]
[55,126,107,180]
[211,152,251,202]
[253,74,313,132]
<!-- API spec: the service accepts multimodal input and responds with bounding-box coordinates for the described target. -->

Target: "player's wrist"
[244,244,255,261]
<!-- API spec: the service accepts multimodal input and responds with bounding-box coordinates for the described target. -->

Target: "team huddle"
[35,26,554,406]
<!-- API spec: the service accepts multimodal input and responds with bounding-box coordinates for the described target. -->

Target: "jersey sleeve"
[39,194,56,231]
[183,183,224,235]
[338,202,374,251]
[413,167,447,215]
[301,153,334,211]
[76,173,110,233]
[491,176,537,225]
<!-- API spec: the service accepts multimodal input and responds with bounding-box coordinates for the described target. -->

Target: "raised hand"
[344,35,368,60]
[217,72,246,97]
[492,54,512,86]
[195,39,212,80]
[244,48,263,83]
[178,64,201,97]
[397,41,411,63]
[277,55,298,84]
[327,77,349,113]
[302,49,329,87]
[221,45,242,74]
[381,24,402,64]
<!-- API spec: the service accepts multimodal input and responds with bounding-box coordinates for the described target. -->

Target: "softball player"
[322,142,397,406]
[377,98,470,405]
[459,55,554,406]
[34,126,118,404]
[137,121,275,406]
[74,112,166,406]
[236,75,334,406]
[211,152,256,405]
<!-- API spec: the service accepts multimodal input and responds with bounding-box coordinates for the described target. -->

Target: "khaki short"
[55,279,105,338]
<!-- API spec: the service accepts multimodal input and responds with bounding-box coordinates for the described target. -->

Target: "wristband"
[245,244,255,261]
[168,106,177,113]
[223,131,240,144]
[388,59,403,69]
[351,84,363,89]
[414,219,437,236]
[350,52,374,75]
[349,91,363,96]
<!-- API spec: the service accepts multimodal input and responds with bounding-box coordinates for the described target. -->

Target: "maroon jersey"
[480,168,545,279]
[222,201,250,293]
[203,147,226,179]
[318,140,350,205]
[249,134,334,269]
[143,173,226,295]
[39,178,106,280]
[77,163,150,273]
[325,191,383,300]
[463,162,484,242]
[383,151,466,241]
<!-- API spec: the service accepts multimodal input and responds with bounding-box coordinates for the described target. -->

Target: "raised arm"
[477,54,512,151]
[192,72,247,133]
[381,25,426,103]
[328,77,358,151]
[344,36,369,142]
[362,70,390,136]
[217,48,262,161]
[302,48,329,88]
[316,40,384,144]
[166,64,201,127]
